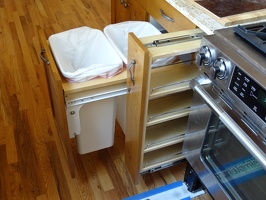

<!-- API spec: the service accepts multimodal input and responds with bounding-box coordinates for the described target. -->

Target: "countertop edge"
[166,0,266,34]
[166,0,224,34]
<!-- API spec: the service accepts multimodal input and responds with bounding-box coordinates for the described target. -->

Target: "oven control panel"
[229,66,266,123]
[196,42,231,82]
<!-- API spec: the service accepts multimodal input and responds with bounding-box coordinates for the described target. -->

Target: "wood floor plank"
[3,0,15,22]
[9,21,29,86]
[26,4,43,28]
[7,162,23,200]
[37,144,62,200]
[102,189,120,200]
[36,194,49,200]
[46,108,82,199]
[71,140,95,200]
[13,0,25,16]
[81,153,103,200]
[0,127,5,145]
[0,17,15,56]
[0,31,18,126]
[0,145,12,200]
[95,156,115,192]
[135,176,149,194]
[5,125,18,164]
[46,141,72,200]
[13,58,29,111]
[27,86,51,142]
[170,160,188,182]
[0,87,13,126]
[13,109,47,198]
[108,122,126,161]
[113,157,137,197]
[158,168,177,184]
[35,0,49,19]
[13,11,39,88]
[98,149,130,198]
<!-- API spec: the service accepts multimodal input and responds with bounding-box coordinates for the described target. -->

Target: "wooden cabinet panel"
[125,33,150,183]
[136,0,147,10]
[131,0,148,21]
[112,0,131,23]
[111,0,148,23]
[38,29,75,178]
[146,0,196,32]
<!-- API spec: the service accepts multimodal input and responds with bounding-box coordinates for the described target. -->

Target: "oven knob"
[196,45,212,66]
[211,58,227,80]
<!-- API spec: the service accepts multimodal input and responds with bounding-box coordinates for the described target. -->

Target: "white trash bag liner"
[104,21,176,67]
[49,26,123,82]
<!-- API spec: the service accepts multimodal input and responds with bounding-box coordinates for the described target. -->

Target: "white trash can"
[49,26,123,82]
[49,27,123,154]
[68,98,116,154]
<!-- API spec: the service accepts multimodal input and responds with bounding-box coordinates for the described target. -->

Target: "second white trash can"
[48,22,162,154]
[104,21,175,133]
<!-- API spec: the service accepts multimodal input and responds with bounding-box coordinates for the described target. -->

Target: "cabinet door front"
[131,0,148,21]
[147,0,196,32]
[125,33,150,183]
[113,0,131,23]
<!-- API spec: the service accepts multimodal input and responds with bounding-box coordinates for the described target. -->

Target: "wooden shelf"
[147,90,193,125]
[144,116,188,152]
[142,143,184,171]
[149,62,198,99]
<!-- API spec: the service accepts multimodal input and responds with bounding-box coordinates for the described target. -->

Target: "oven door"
[183,75,266,200]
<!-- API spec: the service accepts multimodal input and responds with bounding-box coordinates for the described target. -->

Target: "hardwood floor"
[0,0,212,199]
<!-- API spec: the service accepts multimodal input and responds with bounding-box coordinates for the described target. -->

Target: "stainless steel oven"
[183,23,266,200]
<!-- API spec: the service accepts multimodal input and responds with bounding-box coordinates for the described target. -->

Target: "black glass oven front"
[200,112,266,199]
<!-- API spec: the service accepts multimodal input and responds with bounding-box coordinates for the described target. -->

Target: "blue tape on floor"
[123,180,185,200]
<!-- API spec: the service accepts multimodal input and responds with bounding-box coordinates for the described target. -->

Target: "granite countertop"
[166,0,266,34]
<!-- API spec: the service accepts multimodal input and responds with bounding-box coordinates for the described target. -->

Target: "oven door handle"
[190,75,266,171]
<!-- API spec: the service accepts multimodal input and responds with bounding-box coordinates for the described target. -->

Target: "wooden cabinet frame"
[38,29,127,178]
[125,29,204,183]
